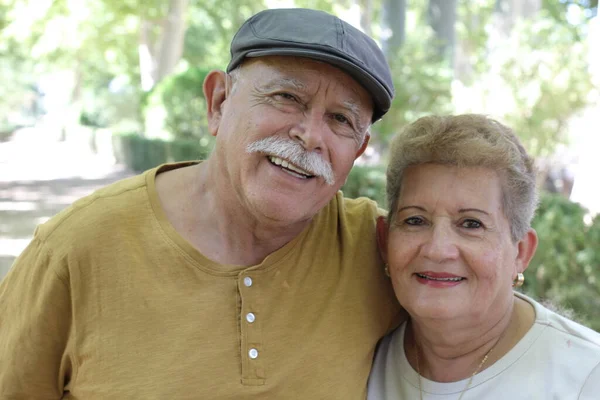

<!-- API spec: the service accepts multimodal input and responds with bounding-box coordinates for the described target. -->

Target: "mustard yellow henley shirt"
[0,163,401,399]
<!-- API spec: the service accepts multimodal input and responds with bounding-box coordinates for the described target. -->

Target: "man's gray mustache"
[246,137,335,185]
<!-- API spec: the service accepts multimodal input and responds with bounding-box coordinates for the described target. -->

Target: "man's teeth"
[416,273,464,282]
[268,156,313,177]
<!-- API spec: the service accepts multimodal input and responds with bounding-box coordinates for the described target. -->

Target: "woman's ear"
[376,216,389,264]
[203,70,228,137]
[515,228,538,274]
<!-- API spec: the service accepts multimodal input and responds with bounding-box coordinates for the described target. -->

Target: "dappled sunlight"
[0,127,134,280]
[0,201,37,211]
[0,238,31,257]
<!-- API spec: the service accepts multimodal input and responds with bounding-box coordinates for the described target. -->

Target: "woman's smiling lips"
[414,271,466,287]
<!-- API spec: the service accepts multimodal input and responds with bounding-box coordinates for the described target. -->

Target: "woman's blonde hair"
[386,114,537,242]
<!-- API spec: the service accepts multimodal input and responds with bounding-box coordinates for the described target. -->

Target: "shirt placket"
[238,273,265,385]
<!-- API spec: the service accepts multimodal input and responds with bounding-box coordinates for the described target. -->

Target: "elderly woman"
[368,114,600,399]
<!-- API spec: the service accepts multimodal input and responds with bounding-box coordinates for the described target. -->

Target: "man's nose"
[289,111,326,152]
[421,223,460,263]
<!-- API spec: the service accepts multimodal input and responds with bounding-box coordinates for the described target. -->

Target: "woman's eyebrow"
[397,206,491,216]
[459,208,490,216]
[397,205,428,213]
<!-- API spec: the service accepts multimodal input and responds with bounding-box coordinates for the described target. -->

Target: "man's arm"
[0,236,73,399]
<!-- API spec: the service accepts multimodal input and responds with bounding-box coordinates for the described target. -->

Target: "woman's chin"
[404,299,465,321]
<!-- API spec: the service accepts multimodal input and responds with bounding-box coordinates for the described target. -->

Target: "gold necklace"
[414,338,496,400]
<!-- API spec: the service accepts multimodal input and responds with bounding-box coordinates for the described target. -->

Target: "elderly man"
[0,8,401,399]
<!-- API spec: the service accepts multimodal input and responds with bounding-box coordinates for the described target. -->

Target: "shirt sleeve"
[0,235,74,399]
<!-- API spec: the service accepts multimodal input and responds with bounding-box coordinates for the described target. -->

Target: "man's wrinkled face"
[212,56,373,225]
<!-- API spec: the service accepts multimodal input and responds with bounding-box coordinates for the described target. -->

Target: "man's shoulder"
[330,192,387,219]
[310,192,386,245]
[35,170,151,243]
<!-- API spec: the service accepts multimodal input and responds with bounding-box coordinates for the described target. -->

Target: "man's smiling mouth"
[268,156,315,179]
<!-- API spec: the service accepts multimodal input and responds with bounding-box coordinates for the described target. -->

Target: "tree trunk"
[381,0,407,60]
[357,0,373,37]
[139,19,156,91]
[428,0,457,68]
[71,59,83,105]
[494,0,541,36]
[155,0,189,83]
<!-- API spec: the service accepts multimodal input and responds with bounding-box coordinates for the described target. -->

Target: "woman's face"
[381,164,533,323]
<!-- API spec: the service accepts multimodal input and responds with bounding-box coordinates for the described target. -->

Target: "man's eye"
[404,216,425,226]
[461,219,482,229]
[274,92,297,101]
[333,113,350,124]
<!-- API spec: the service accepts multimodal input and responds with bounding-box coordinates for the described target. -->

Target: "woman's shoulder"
[368,322,409,400]
[517,292,600,350]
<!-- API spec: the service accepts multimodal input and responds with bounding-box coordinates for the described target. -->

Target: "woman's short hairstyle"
[386,114,537,242]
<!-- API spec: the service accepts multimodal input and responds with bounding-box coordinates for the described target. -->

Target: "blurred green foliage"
[79,110,108,128]
[374,26,454,143]
[112,133,212,172]
[523,192,600,331]
[113,134,169,172]
[1,0,595,158]
[498,12,594,158]
[0,124,17,142]
[143,67,211,140]
[170,138,211,162]
[342,165,387,207]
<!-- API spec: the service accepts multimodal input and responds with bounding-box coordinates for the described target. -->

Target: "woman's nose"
[421,223,460,263]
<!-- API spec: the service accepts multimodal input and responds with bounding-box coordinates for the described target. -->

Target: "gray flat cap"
[227,8,395,122]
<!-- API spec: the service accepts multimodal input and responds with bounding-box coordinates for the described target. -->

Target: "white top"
[368,292,600,400]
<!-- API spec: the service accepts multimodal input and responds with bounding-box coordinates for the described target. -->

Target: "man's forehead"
[259,76,307,92]
[247,58,367,93]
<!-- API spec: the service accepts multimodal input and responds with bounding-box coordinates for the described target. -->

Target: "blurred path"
[0,126,135,280]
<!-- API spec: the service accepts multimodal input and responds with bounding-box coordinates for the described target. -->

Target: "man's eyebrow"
[258,77,307,92]
[343,100,360,119]
[342,99,366,134]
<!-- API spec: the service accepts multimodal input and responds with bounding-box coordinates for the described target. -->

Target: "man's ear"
[355,131,370,159]
[203,70,228,137]
[515,228,538,275]
[376,216,389,264]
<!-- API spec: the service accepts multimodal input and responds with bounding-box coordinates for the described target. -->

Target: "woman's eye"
[404,216,425,226]
[461,219,482,229]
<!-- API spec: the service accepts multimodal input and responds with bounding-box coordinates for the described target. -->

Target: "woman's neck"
[405,295,535,383]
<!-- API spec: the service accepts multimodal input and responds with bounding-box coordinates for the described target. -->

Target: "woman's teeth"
[416,273,465,282]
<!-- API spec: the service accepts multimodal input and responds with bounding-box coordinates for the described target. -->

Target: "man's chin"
[250,196,326,225]
[258,203,315,224]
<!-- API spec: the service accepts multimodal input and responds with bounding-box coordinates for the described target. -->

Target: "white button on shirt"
[246,313,255,323]
[248,348,258,359]
[243,277,253,287]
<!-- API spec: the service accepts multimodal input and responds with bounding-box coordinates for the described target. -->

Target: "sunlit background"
[1,0,599,326]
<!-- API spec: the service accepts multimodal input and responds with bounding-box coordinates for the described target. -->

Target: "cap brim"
[245,48,391,122]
